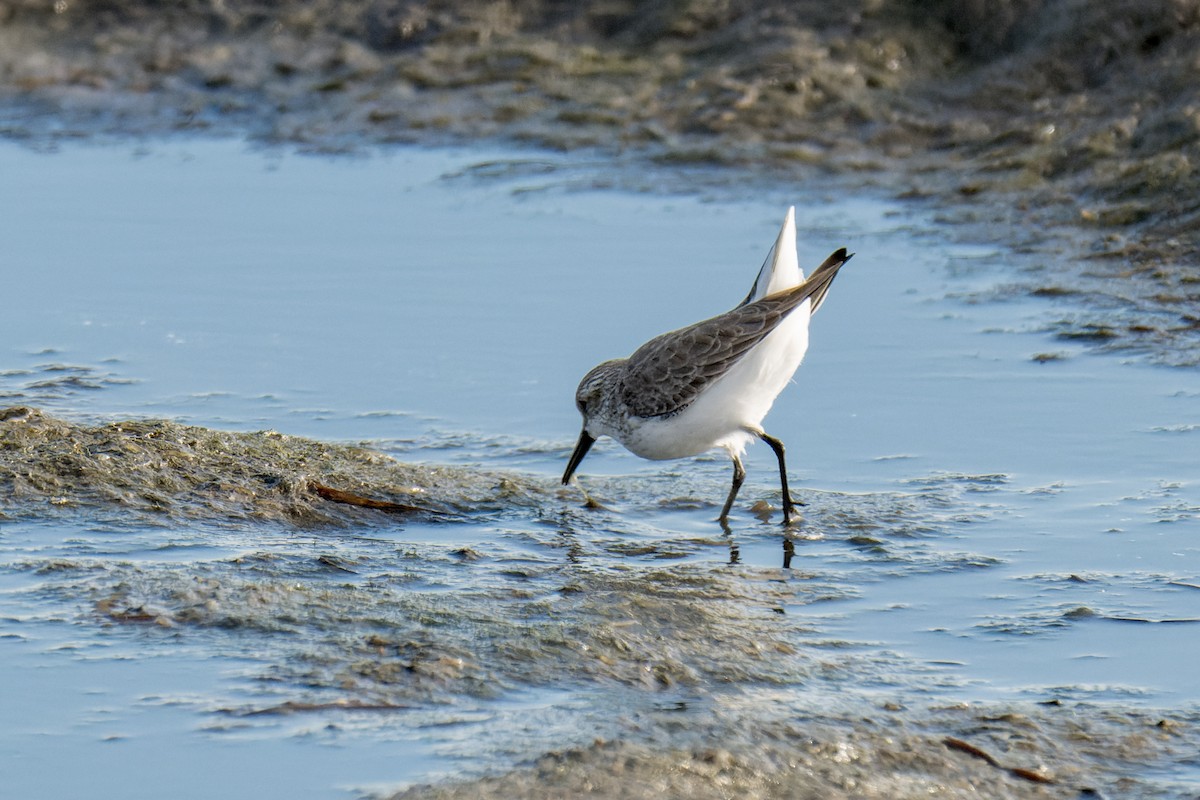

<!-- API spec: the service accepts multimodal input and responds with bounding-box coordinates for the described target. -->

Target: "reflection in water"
[722,525,796,570]
[782,536,795,570]
[556,525,586,565]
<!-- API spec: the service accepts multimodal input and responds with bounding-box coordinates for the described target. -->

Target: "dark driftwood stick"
[943,737,1056,785]
[307,480,443,515]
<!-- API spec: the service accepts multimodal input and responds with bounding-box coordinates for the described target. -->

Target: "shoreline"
[2,1,1197,364]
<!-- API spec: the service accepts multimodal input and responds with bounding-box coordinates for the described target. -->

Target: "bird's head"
[562,359,622,484]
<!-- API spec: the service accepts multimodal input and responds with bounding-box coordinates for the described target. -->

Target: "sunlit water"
[2,140,1198,798]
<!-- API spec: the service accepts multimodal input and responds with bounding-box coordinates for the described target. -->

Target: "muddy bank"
[393,704,1193,800]
[6,406,1199,797]
[1,1,1197,362]
[0,405,539,524]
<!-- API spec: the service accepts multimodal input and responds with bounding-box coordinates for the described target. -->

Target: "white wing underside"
[743,206,803,302]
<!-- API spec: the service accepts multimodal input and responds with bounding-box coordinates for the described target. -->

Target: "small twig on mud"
[307,480,444,515]
[943,737,1055,785]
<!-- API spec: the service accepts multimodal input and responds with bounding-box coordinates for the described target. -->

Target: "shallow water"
[2,139,1199,797]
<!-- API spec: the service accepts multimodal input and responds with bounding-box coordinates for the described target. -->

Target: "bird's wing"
[620,248,852,418]
[737,242,777,307]
[738,207,799,306]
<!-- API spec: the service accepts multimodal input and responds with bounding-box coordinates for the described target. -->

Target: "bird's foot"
[781,496,805,527]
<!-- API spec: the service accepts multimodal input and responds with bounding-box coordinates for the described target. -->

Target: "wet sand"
[0,405,527,525]
[4,407,1197,798]
[393,707,1191,800]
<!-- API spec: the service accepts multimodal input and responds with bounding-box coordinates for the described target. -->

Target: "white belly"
[618,300,811,460]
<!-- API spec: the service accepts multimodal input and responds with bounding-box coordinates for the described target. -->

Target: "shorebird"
[561,208,852,524]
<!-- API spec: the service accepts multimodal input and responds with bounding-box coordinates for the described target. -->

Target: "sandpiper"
[562,207,852,524]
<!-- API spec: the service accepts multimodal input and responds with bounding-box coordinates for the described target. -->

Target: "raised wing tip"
[826,248,853,264]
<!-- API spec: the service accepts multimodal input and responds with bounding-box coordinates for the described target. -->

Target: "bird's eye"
[577,400,588,414]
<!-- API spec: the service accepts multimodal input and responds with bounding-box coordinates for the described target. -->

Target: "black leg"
[719,453,746,522]
[757,431,798,524]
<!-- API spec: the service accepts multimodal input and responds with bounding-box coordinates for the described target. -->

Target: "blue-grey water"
[2,140,1198,798]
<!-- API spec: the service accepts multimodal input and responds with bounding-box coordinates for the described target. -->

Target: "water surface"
[1,140,1198,798]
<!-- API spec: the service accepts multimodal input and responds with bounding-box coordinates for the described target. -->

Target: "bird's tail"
[791,247,852,315]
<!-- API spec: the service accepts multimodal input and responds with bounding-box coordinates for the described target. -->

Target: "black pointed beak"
[562,430,596,484]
